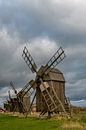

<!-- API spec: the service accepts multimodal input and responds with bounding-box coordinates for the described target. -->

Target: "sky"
[0,0,86,107]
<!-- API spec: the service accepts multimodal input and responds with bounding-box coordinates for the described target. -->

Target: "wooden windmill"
[21,46,71,117]
[4,91,12,112]
[4,90,17,112]
[10,81,30,114]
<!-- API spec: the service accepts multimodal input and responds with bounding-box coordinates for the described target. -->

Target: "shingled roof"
[38,66,65,82]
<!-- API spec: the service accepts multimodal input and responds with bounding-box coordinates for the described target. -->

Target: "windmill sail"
[22,46,37,73]
[41,47,66,75]
[10,81,17,94]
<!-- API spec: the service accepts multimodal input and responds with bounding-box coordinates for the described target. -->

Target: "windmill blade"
[10,81,17,94]
[17,81,31,97]
[17,97,26,113]
[25,91,36,117]
[8,90,11,100]
[17,80,37,98]
[22,46,37,73]
[42,47,66,75]
[28,91,36,112]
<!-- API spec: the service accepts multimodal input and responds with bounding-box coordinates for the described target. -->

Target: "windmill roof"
[38,66,65,82]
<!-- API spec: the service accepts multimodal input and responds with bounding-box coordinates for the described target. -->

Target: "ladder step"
[46,98,51,103]
[48,103,54,107]
[43,94,49,98]
[50,106,58,112]
[42,91,59,110]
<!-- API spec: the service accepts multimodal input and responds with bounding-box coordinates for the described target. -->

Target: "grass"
[0,114,61,130]
[0,112,86,130]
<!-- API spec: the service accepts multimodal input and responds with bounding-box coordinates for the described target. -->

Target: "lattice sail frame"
[10,81,17,94]
[22,46,37,73]
[41,47,66,75]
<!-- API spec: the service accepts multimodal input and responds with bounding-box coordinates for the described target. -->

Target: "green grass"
[0,114,61,130]
[0,112,86,130]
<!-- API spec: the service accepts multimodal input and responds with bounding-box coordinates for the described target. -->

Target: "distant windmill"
[10,81,30,114]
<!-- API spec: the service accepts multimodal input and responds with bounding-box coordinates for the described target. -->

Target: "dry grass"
[62,121,86,129]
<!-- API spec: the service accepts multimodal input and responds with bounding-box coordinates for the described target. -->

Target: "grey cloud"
[0,97,6,108]
[0,0,86,107]
[0,30,59,88]
[0,0,86,42]
[57,44,86,102]
[71,100,86,107]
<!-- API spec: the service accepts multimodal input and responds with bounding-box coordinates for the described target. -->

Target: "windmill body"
[36,66,65,113]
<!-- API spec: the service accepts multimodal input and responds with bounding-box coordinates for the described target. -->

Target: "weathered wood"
[36,68,66,113]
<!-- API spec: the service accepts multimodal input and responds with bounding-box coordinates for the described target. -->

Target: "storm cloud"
[0,0,86,107]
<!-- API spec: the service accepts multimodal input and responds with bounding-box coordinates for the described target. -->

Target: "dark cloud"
[0,0,86,42]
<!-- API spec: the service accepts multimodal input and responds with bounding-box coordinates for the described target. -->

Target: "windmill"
[4,91,15,112]
[10,81,30,114]
[8,90,12,101]
[21,46,71,117]
[4,91,12,112]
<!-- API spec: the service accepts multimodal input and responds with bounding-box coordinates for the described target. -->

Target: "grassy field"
[0,112,86,130]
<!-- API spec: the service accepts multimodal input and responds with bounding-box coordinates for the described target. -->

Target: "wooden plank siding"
[36,68,65,112]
